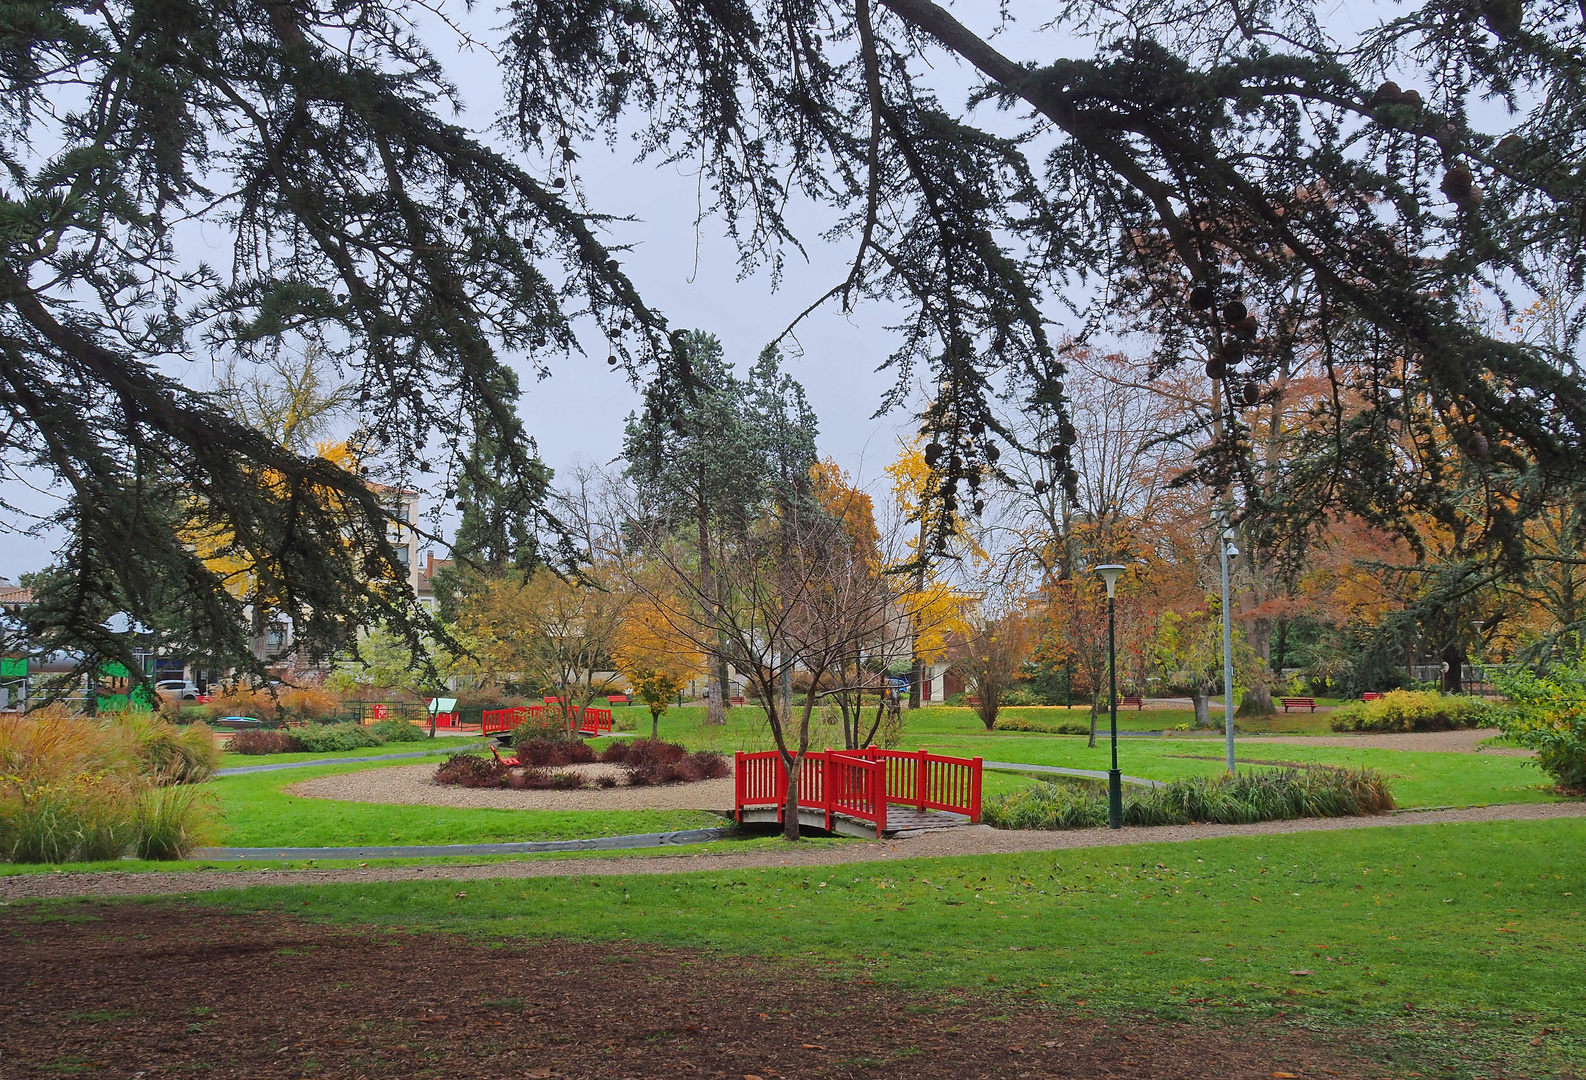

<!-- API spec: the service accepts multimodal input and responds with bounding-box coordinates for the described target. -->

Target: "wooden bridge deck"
[736,805,972,839]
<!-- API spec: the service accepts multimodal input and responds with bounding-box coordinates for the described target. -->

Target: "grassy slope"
[642,705,1551,808]
[212,760,723,847]
[192,817,1586,1075]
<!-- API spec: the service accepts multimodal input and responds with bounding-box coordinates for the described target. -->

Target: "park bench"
[607,694,631,706]
[729,695,746,706]
[489,744,520,768]
[1280,696,1318,713]
[1119,695,1144,710]
[1361,691,1384,701]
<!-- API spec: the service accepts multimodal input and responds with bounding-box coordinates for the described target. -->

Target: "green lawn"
[218,735,482,769]
[211,759,724,848]
[186,817,1586,1076]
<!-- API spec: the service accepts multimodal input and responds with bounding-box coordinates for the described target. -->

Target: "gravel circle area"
[1235,727,1532,754]
[288,761,736,812]
[5,800,1582,901]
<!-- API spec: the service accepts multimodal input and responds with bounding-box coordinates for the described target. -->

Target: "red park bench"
[1280,696,1318,712]
[1362,691,1384,701]
[607,694,631,706]
[729,695,746,706]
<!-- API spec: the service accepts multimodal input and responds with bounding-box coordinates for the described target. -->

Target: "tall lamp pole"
[1094,564,1127,829]
[1219,527,1240,774]
[1471,620,1486,697]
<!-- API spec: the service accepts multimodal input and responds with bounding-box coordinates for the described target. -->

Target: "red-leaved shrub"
[515,736,597,767]
[434,754,508,788]
[226,730,303,755]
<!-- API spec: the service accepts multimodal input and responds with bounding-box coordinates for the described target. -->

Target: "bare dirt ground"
[5,800,1582,901]
[0,902,1390,1080]
[290,762,736,812]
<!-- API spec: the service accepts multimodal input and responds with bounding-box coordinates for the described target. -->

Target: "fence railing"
[734,747,981,837]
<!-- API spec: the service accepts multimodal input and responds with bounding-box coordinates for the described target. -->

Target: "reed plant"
[983,766,1395,831]
[0,706,220,862]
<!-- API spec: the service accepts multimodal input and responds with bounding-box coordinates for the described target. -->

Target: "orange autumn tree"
[613,591,704,739]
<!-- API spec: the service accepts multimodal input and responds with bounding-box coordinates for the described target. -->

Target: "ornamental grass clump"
[982,766,1394,831]
[0,707,218,862]
[109,710,222,784]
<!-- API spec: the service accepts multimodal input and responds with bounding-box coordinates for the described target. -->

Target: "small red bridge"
[734,748,982,838]
[481,705,614,738]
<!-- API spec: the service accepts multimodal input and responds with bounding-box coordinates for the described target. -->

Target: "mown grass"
[216,735,481,768]
[173,817,1586,1076]
[0,831,855,875]
[211,759,723,847]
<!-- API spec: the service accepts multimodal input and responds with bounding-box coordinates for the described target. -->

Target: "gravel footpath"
[4,800,1581,901]
[287,762,735,812]
[1235,727,1532,754]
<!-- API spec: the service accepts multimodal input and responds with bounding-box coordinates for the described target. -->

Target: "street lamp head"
[1093,564,1126,598]
[1224,542,1239,561]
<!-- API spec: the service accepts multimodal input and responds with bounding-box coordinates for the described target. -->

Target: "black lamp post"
[1094,564,1126,829]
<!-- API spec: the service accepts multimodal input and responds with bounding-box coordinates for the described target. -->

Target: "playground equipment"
[734,747,982,838]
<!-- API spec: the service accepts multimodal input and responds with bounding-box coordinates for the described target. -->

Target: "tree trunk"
[1087,700,1098,748]
[1191,687,1211,728]
[910,657,923,709]
[650,705,661,740]
[782,751,802,841]
[1440,642,1465,694]
[1236,616,1276,716]
[706,673,724,725]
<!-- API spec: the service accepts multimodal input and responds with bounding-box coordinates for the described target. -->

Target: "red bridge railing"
[733,748,982,837]
[482,704,611,738]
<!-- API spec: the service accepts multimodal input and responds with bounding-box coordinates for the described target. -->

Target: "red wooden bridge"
[734,748,982,838]
[481,705,614,738]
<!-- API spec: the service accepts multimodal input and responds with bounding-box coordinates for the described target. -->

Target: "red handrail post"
[734,751,745,823]
[871,755,886,837]
[823,749,834,832]
[916,747,928,810]
[776,752,788,825]
[969,756,983,823]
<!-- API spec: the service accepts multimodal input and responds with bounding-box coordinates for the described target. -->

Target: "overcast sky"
[0,2,1413,581]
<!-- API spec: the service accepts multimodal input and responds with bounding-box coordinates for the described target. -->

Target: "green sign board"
[0,658,25,678]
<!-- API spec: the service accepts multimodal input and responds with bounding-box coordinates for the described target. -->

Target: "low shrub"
[992,715,1091,736]
[983,766,1395,830]
[548,771,582,790]
[1491,661,1586,792]
[293,723,387,753]
[226,729,303,755]
[368,720,429,743]
[433,753,509,788]
[515,736,597,767]
[620,741,728,785]
[510,711,573,744]
[1329,690,1490,733]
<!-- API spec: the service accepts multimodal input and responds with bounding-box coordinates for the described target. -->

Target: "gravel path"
[1235,727,1532,754]
[287,762,736,812]
[4,800,1580,901]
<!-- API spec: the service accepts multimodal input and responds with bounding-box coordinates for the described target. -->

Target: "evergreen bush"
[293,723,387,753]
[1492,661,1586,792]
[1328,690,1490,733]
